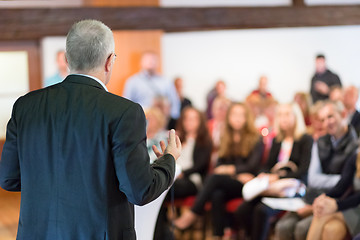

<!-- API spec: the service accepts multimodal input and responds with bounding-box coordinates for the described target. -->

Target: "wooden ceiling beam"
[1,6,360,40]
[293,0,305,7]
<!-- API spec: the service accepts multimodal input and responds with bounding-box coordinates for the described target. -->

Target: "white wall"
[162,25,360,110]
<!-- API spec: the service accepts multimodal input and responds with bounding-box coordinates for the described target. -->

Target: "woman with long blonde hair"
[174,102,264,239]
[235,102,313,240]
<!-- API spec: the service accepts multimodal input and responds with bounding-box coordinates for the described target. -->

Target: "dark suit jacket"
[0,75,175,240]
[263,134,313,182]
[350,110,360,137]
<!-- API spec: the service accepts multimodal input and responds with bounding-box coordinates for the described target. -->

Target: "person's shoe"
[172,210,197,230]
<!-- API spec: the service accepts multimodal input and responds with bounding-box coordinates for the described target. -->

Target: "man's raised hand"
[152,129,182,160]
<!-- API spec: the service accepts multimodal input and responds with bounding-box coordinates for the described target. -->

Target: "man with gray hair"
[0,19,181,240]
[275,100,358,240]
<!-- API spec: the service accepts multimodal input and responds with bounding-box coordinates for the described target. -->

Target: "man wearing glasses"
[0,19,181,240]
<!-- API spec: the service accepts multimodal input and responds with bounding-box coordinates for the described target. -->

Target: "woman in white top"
[154,106,212,240]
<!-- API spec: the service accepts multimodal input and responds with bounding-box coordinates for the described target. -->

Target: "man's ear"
[105,54,114,72]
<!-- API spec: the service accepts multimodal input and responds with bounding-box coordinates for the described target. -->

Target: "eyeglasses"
[107,53,117,62]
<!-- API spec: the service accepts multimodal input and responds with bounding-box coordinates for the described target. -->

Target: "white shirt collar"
[70,73,108,92]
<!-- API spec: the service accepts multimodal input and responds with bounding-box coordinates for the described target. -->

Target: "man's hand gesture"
[152,129,182,160]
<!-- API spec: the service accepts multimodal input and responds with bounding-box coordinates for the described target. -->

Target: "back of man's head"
[66,19,114,73]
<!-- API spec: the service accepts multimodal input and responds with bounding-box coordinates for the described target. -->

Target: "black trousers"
[191,174,244,236]
[153,177,198,240]
[234,198,281,240]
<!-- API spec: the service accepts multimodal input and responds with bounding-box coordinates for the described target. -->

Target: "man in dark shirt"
[310,54,342,103]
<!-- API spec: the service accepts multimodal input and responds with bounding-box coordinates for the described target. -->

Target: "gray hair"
[66,19,114,72]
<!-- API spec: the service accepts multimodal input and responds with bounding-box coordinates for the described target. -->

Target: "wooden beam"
[1,6,360,41]
[84,0,159,7]
[293,0,305,7]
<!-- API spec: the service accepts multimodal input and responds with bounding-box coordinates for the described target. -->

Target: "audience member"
[123,51,180,120]
[145,107,168,163]
[207,97,231,170]
[174,77,192,111]
[174,107,213,196]
[246,89,278,164]
[275,101,358,240]
[248,75,273,100]
[168,77,193,129]
[43,50,68,87]
[329,85,343,102]
[343,85,360,137]
[235,103,313,240]
[206,80,226,119]
[307,101,327,141]
[294,92,311,126]
[173,102,264,239]
[246,76,276,130]
[151,95,175,130]
[310,54,342,103]
[307,152,359,240]
[260,98,278,163]
[154,107,212,240]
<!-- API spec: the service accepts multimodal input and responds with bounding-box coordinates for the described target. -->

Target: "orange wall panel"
[107,30,163,97]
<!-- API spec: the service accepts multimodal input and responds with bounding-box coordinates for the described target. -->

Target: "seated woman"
[294,92,312,127]
[145,107,168,163]
[154,106,212,240]
[173,106,213,199]
[207,96,231,171]
[235,103,313,240]
[306,101,327,141]
[173,102,264,239]
[307,152,360,240]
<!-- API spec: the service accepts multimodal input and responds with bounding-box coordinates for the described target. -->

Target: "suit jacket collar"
[63,74,107,91]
